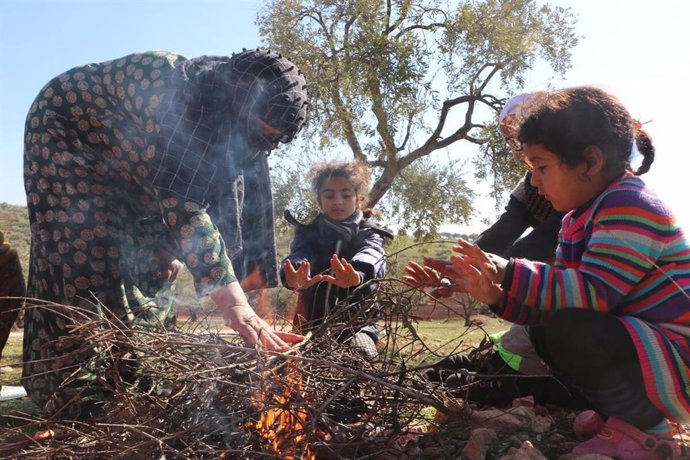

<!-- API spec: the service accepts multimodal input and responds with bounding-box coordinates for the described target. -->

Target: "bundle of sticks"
[1,277,478,459]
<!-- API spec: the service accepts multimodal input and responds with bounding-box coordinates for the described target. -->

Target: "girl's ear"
[582,145,605,177]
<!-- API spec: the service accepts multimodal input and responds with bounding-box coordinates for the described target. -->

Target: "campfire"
[248,359,316,459]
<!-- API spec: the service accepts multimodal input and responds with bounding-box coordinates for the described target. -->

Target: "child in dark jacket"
[424,86,690,459]
[280,160,393,359]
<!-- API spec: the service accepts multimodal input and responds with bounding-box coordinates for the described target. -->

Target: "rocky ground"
[375,396,690,460]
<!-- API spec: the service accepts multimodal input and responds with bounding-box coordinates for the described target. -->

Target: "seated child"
[410,91,584,408]
[419,86,690,459]
[280,160,393,360]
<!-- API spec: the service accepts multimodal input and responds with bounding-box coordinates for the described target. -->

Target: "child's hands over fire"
[321,255,361,288]
[282,259,324,291]
[448,239,507,307]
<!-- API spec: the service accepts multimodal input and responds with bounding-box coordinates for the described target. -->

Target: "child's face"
[524,143,601,212]
[319,175,359,221]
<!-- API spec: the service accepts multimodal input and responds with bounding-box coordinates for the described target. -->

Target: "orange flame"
[248,361,316,459]
[240,267,274,323]
[242,267,317,458]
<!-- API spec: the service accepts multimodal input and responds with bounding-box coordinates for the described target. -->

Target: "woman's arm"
[159,195,303,349]
[475,196,534,256]
[210,282,303,350]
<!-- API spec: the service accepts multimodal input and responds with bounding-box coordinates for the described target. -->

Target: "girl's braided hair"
[519,86,654,177]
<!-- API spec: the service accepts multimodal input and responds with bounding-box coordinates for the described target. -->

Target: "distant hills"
[0,203,29,271]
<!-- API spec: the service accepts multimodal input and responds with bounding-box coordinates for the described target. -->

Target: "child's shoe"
[573,410,606,440]
[572,417,681,459]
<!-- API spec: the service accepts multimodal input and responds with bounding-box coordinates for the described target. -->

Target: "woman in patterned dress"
[22,49,307,417]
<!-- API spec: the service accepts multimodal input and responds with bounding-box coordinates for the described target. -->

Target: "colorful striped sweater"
[501,172,690,422]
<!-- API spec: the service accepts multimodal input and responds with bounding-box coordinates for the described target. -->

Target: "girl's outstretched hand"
[321,255,361,288]
[402,260,440,286]
[282,259,324,291]
[449,239,506,307]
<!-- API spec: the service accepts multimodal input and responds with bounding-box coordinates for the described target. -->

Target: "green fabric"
[489,330,523,372]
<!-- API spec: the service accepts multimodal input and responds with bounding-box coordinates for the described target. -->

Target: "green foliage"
[0,203,30,272]
[270,153,321,238]
[383,158,475,240]
[384,233,478,281]
[474,124,526,202]
[257,0,578,240]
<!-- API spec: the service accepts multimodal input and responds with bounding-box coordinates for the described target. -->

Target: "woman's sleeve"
[158,193,237,296]
[503,211,562,261]
[475,196,534,257]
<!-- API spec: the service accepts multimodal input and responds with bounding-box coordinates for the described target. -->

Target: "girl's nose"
[530,171,539,187]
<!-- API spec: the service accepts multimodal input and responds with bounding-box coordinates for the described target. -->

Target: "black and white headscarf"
[151,49,309,286]
[151,49,308,203]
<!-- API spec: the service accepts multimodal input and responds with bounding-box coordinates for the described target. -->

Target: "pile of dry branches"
[1,278,486,459]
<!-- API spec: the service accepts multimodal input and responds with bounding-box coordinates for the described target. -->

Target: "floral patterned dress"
[22,50,308,416]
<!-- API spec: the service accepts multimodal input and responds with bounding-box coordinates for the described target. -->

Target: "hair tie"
[632,118,653,133]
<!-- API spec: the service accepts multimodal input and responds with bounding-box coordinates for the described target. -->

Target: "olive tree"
[260,0,578,237]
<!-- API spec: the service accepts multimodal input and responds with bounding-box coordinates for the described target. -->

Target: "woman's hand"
[448,239,506,307]
[403,260,442,286]
[282,259,324,291]
[210,282,304,351]
[153,247,184,283]
[403,260,458,298]
[321,255,361,288]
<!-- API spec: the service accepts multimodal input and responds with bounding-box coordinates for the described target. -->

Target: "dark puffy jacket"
[474,171,563,261]
[280,210,393,341]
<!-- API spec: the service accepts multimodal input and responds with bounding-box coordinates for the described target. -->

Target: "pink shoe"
[573,417,681,459]
[573,410,606,440]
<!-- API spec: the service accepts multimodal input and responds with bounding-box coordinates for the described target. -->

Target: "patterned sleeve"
[501,186,675,324]
[158,194,237,295]
[150,57,239,295]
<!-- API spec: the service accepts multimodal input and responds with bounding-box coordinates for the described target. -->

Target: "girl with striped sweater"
[430,86,690,458]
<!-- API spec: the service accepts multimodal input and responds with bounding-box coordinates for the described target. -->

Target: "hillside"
[0,203,30,272]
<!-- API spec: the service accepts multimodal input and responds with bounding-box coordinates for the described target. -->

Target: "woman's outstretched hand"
[282,259,324,291]
[210,282,304,351]
[403,259,459,297]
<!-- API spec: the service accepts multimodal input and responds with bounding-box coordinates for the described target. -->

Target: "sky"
[1,0,689,232]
